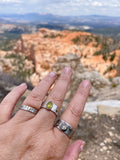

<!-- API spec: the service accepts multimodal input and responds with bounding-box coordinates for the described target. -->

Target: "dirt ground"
[73,113,120,160]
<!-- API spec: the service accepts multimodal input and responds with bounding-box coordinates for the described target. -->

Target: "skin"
[0,66,91,160]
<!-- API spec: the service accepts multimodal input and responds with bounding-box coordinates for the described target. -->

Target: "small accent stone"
[46,101,53,109]
[61,123,67,131]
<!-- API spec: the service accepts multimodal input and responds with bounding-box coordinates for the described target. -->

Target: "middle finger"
[34,66,72,128]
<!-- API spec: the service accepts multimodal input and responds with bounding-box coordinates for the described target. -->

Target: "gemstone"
[61,123,67,131]
[46,101,53,109]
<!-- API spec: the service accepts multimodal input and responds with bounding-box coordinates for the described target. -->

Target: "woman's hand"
[0,67,91,160]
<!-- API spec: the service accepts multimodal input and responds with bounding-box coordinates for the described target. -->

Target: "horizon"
[0,0,120,17]
[0,12,120,18]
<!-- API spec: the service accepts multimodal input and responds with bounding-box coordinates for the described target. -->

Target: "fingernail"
[63,66,72,74]
[81,80,91,88]
[49,71,57,77]
[79,141,85,152]
[19,83,27,87]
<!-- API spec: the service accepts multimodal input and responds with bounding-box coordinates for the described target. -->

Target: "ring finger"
[54,80,91,139]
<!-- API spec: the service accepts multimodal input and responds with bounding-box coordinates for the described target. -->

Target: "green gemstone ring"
[42,101,58,116]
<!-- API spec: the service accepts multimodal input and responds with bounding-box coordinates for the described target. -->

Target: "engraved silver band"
[20,105,38,114]
[42,101,58,116]
[54,119,74,138]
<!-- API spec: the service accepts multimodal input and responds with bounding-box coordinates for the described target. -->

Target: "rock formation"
[1,28,120,86]
[0,50,12,73]
[13,28,120,79]
[53,53,111,100]
[0,51,38,85]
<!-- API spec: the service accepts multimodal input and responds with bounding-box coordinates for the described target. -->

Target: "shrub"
[5,53,34,81]
[94,51,102,56]
[93,37,119,62]
[94,36,100,43]
[112,83,117,88]
[72,36,80,44]
[104,64,116,75]
[44,34,62,39]
[103,55,107,61]
[110,52,116,62]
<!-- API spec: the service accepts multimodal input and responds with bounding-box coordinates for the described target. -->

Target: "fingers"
[34,66,72,127]
[61,80,91,130]
[55,80,91,138]
[63,140,85,160]
[0,83,27,124]
[14,72,57,121]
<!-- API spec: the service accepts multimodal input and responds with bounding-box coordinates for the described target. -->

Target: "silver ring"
[54,119,74,138]
[42,101,58,116]
[20,105,38,114]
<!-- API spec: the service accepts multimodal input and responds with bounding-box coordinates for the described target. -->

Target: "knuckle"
[1,98,10,106]
[77,89,87,97]
[13,130,31,146]
[69,103,82,118]
[30,92,43,102]
[42,76,52,86]
[59,75,70,82]
[49,92,63,103]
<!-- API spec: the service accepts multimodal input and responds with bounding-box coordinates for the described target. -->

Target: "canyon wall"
[13,28,120,80]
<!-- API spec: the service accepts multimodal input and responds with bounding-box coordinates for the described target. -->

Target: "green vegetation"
[69,29,84,32]
[0,33,21,51]
[110,52,116,62]
[104,64,116,75]
[90,27,120,40]
[112,83,117,88]
[72,33,120,62]
[72,36,81,45]
[72,34,101,46]
[94,51,101,56]
[5,53,34,80]
[94,37,119,61]
[44,33,63,38]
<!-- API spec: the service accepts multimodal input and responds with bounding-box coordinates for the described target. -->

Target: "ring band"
[20,105,38,114]
[54,119,74,138]
[42,101,58,116]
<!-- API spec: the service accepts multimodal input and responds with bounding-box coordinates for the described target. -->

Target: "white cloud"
[0,0,22,3]
[92,1,103,6]
[44,0,120,8]
[0,0,120,16]
[40,0,120,16]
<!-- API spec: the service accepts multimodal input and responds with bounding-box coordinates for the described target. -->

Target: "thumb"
[63,140,85,160]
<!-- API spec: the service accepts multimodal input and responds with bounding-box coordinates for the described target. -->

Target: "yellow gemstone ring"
[42,101,58,116]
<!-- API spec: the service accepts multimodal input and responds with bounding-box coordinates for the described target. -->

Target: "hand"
[0,67,91,160]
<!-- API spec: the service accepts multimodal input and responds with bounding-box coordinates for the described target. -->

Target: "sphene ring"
[20,105,38,114]
[54,119,75,138]
[42,101,58,116]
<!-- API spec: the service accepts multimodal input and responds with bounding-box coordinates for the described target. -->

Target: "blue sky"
[0,0,120,16]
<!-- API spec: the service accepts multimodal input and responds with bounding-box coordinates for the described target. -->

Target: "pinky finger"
[0,83,27,124]
[63,140,85,160]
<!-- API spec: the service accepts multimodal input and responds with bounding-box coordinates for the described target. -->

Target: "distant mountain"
[0,13,120,29]
[0,13,69,24]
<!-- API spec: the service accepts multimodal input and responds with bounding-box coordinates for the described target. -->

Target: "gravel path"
[73,113,120,160]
